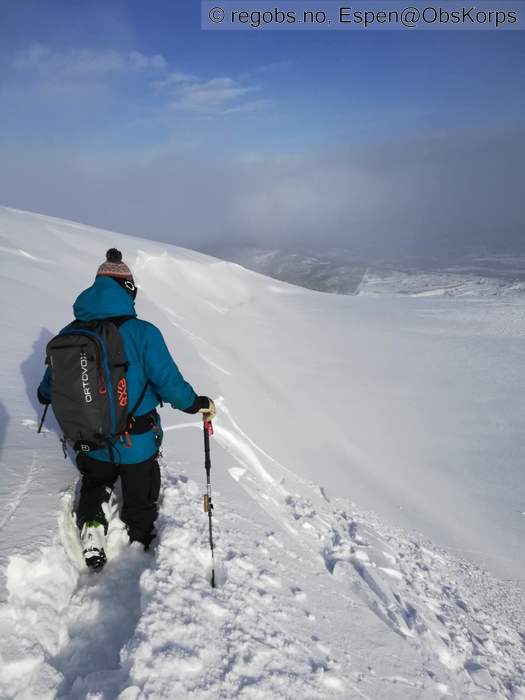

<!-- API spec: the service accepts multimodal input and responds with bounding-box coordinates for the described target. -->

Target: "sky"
[0,0,524,260]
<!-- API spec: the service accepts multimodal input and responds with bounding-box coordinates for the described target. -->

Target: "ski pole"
[38,404,49,434]
[203,418,216,588]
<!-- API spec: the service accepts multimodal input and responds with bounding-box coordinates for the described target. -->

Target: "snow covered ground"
[358,270,525,298]
[0,206,524,699]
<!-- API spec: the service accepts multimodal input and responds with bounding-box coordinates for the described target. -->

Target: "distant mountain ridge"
[205,245,525,297]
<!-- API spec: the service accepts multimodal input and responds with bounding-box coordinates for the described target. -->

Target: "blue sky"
[0,1,524,256]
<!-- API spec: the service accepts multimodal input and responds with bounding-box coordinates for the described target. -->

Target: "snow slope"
[0,206,524,699]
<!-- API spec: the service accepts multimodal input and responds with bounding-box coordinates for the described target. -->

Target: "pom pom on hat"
[106,248,122,263]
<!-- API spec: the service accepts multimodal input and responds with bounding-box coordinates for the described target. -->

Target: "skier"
[37,249,216,569]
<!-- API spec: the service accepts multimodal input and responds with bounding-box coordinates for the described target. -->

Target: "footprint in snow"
[266,532,285,549]
[236,558,257,573]
[259,573,282,589]
[291,586,307,602]
[202,600,228,619]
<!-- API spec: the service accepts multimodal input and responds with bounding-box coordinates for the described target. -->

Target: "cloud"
[8,45,263,119]
[1,123,523,263]
[165,77,256,113]
[223,125,525,259]
[152,71,198,89]
[223,99,271,115]
[12,44,166,77]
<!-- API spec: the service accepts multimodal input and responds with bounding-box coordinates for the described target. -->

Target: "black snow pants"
[76,452,161,547]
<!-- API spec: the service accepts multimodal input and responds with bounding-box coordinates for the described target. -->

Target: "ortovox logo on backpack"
[80,352,93,403]
[46,318,134,451]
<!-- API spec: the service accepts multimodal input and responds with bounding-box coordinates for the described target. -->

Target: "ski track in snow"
[197,353,232,376]
[0,410,524,700]
[0,452,40,533]
[0,245,55,264]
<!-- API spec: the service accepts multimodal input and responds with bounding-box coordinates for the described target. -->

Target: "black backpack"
[46,317,146,453]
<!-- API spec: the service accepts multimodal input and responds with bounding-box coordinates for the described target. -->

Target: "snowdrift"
[0,206,523,699]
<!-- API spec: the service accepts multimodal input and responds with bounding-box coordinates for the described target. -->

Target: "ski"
[80,520,107,570]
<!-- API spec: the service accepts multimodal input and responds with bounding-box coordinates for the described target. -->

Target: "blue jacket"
[38,276,198,464]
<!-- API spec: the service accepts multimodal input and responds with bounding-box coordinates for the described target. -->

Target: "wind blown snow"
[0,206,523,699]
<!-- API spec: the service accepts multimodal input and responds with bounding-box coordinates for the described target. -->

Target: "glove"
[178,395,216,419]
[198,397,216,421]
[37,387,51,405]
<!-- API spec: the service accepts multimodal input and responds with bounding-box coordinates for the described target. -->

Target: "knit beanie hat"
[96,249,134,282]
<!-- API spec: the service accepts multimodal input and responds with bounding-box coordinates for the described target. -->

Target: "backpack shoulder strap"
[106,315,158,419]
[108,315,149,416]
